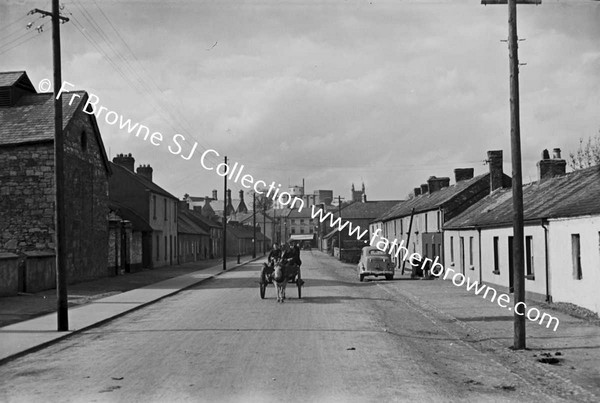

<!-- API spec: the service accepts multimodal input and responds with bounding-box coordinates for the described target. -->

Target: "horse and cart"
[259,260,304,302]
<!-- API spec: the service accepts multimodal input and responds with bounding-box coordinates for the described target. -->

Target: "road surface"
[0,251,565,402]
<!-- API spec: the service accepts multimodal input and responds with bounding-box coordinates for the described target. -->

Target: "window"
[525,236,534,277]
[459,237,465,273]
[450,236,454,262]
[493,236,499,273]
[300,229,304,234]
[164,236,167,260]
[425,215,428,232]
[469,237,474,266]
[291,228,296,234]
[572,234,582,280]
[300,219,305,224]
[309,227,313,233]
[164,198,167,221]
[437,211,441,231]
[153,195,157,219]
[400,219,403,235]
[291,219,296,224]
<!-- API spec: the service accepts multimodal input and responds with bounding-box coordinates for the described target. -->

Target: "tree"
[568,132,600,170]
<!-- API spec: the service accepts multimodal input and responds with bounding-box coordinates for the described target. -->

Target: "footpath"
[327,252,600,401]
[0,255,260,364]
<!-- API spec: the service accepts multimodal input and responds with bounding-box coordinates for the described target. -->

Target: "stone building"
[0,71,112,288]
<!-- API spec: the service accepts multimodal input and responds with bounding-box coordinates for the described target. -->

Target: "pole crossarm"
[30,8,70,23]
[482,0,541,4]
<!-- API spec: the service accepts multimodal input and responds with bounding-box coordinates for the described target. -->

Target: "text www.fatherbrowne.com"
[310,205,560,332]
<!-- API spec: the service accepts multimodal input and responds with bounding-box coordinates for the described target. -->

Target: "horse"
[273,260,298,303]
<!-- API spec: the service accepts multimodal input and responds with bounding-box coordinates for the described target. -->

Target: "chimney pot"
[553,148,561,159]
[420,183,429,194]
[414,187,422,196]
[361,194,367,203]
[542,149,550,160]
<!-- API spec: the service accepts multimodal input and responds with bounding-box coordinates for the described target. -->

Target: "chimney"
[136,164,153,182]
[239,189,244,201]
[427,176,450,193]
[414,187,422,197]
[112,153,135,172]
[537,148,566,182]
[454,168,474,183]
[420,183,429,194]
[212,189,218,200]
[226,189,234,215]
[487,150,504,192]
[361,193,367,203]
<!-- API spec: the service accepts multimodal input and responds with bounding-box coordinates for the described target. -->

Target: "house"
[178,209,210,263]
[443,149,600,315]
[184,189,251,219]
[108,154,178,268]
[236,210,274,252]
[178,205,222,259]
[322,195,401,262]
[107,200,148,274]
[370,150,511,269]
[0,71,111,292]
[225,222,271,256]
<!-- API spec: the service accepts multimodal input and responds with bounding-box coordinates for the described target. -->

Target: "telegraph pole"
[263,203,267,255]
[482,0,540,350]
[31,1,70,332]
[252,192,256,258]
[222,156,227,271]
[337,196,344,261]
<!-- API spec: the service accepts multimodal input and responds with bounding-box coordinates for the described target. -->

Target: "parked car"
[357,246,394,282]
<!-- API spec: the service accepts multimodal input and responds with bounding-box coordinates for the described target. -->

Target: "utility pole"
[337,196,344,261]
[31,1,70,332]
[252,192,256,258]
[222,156,227,271]
[263,203,267,255]
[482,0,541,350]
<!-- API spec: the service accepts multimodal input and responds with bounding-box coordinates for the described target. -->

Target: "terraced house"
[444,149,600,315]
[370,150,511,268]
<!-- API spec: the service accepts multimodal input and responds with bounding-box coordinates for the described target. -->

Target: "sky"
[1,0,599,202]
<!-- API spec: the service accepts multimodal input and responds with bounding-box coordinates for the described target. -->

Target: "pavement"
[0,255,260,365]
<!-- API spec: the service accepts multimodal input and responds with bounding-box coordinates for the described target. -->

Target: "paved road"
[0,252,562,402]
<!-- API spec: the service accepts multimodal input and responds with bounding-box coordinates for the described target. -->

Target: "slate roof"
[180,208,221,229]
[0,71,32,87]
[110,162,178,200]
[178,212,210,236]
[227,223,270,242]
[375,173,490,222]
[444,165,600,229]
[0,90,87,146]
[334,200,402,220]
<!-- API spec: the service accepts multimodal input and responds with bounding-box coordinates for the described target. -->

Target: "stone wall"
[0,105,110,284]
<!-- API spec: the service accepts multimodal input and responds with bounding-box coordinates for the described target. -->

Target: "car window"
[368,249,387,256]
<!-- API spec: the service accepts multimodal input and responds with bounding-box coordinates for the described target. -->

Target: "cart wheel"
[260,282,266,299]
